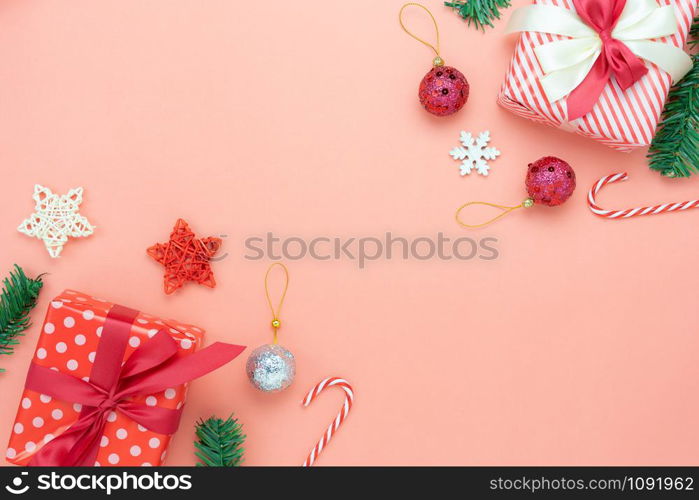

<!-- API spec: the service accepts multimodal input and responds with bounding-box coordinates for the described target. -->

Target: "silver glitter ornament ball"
[246,343,295,392]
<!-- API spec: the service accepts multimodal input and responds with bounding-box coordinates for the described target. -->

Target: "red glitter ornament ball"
[525,157,576,206]
[418,65,469,116]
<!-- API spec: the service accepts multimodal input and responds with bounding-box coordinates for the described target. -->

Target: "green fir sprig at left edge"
[0,265,44,371]
[648,16,699,178]
[194,415,246,467]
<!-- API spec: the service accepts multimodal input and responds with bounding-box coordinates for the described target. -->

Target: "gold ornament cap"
[522,197,535,208]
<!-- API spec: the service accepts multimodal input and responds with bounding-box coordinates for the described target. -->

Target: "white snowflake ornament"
[449,130,501,176]
[18,185,95,258]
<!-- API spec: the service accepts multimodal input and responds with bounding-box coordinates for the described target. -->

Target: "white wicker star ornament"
[17,185,95,258]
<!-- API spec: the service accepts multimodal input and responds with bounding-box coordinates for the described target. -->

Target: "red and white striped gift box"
[498,0,697,151]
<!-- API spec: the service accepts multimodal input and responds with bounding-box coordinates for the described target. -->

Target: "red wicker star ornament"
[147,219,222,294]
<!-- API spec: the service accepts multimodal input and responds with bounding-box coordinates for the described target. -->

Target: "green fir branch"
[194,415,245,467]
[445,0,511,31]
[0,265,44,371]
[648,17,699,178]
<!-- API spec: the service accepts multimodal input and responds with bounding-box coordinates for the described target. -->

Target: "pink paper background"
[0,0,698,465]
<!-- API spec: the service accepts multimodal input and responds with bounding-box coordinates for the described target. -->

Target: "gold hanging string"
[264,262,289,344]
[455,199,534,229]
[399,3,443,64]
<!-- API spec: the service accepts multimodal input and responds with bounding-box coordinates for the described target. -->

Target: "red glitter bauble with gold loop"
[418,63,469,116]
[455,156,576,229]
[399,3,469,117]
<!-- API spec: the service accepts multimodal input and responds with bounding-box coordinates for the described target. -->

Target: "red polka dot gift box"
[6,290,244,467]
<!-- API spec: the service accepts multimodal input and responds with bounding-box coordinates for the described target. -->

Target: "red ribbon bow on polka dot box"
[6,290,245,467]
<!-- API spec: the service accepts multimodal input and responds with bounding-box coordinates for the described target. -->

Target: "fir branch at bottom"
[194,415,246,467]
[0,265,44,372]
[445,0,512,31]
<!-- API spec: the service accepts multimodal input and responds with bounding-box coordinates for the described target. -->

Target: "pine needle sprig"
[648,16,699,178]
[445,0,511,31]
[194,415,245,467]
[0,265,44,369]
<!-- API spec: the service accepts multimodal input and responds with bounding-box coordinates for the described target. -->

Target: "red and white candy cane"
[588,172,699,219]
[302,377,354,467]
